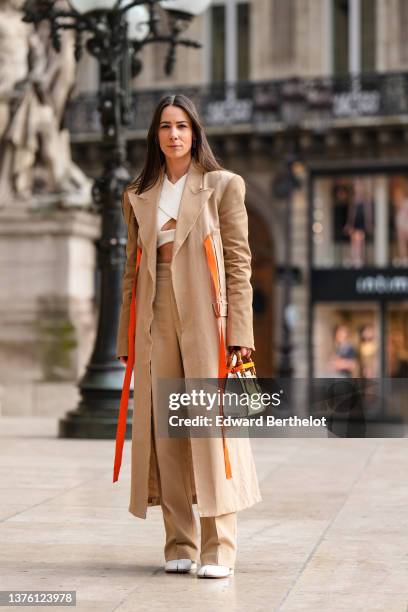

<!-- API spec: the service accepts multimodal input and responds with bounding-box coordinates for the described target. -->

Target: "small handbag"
[223,350,265,418]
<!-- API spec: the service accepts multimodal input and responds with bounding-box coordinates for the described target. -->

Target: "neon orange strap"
[204,235,232,479]
[113,246,142,483]
[204,236,228,380]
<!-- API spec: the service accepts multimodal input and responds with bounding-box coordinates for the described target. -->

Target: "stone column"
[349,0,362,73]
[225,0,238,83]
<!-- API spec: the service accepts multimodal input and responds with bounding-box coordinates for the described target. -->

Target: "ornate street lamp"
[22,0,211,437]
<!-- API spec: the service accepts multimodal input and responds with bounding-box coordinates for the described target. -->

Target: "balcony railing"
[66,72,408,137]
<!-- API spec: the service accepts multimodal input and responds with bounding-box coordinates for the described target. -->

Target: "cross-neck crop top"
[157,172,187,248]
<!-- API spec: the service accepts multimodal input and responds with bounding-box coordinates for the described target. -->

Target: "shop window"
[335,176,374,267]
[313,175,375,268]
[313,302,408,380]
[313,173,408,269]
[313,304,379,378]
[389,176,408,267]
[387,304,408,377]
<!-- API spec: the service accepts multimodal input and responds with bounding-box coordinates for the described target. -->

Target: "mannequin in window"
[343,176,373,268]
[330,324,358,378]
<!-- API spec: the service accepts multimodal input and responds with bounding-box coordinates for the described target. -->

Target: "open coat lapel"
[172,162,214,259]
[127,160,214,281]
[127,170,164,283]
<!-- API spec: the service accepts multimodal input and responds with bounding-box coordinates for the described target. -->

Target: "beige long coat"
[116,159,262,519]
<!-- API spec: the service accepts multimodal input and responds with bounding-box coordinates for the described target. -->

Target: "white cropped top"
[157,173,187,248]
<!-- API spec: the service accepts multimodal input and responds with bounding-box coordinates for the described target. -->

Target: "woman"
[115,94,262,579]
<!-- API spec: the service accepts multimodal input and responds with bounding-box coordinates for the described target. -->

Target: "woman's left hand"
[228,346,252,359]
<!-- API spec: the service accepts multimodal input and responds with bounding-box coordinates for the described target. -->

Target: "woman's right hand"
[119,356,128,366]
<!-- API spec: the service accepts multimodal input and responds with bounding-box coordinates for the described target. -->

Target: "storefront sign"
[311,269,408,302]
[356,274,408,295]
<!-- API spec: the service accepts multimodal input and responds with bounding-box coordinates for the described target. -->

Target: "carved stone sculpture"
[0,0,91,206]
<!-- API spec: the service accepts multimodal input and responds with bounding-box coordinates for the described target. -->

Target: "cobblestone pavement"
[0,417,407,612]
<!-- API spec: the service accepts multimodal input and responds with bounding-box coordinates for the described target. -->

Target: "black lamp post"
[273,78,307,379]
[22,0,211,438]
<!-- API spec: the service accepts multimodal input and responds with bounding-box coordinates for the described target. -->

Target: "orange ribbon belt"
[204,235,232,479]
[113,246,142,483]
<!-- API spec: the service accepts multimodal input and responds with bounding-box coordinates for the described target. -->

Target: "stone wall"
[0,206,100,416]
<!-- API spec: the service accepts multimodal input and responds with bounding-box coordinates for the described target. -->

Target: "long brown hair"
[129,94,223,195]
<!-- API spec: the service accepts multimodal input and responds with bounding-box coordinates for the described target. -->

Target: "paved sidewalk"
[0,417,407,612]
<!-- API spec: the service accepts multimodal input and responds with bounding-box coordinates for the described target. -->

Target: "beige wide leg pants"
[150,262,237,568]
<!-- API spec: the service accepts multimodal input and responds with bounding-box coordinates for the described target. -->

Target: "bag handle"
[227,348,257,376]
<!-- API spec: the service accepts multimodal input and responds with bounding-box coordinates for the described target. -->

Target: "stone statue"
[0,0,91,206]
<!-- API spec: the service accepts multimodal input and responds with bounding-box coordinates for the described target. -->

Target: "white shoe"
[197,564,234,578]
[165,559,197,573]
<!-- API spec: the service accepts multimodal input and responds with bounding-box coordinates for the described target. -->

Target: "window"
[312,302,408,380]
[237,3,250,80]
[387,303,408,377]
[332,0,376,74]
[361,0,376,72]
[313,304,379,378]
[209,1,250,83]
[399,0,408,64]
[210,5,226,83]
[333,0,349,74]
[313,173,408,269]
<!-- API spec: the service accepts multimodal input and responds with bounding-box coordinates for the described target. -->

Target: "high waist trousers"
[150,262,237,568]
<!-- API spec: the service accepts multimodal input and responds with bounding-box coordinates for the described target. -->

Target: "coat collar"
[127,159,214,281]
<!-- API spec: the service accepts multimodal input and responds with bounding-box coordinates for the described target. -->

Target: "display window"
[313,303,379,378]
[313,302,408,379]
[389,177,408,267]
[386,303,408,377]
[312,173,408,269]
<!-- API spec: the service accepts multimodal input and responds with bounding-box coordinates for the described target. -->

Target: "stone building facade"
[68,0,408,382]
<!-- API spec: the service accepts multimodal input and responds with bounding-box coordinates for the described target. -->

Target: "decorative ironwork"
[65,72,408,136]
[22,1,202,74]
